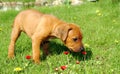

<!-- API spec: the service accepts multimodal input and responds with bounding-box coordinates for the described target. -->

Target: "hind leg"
[8,27,21,58]
[41,41,50,55]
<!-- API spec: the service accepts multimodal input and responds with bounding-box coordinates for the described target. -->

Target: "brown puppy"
[8,9,84,63]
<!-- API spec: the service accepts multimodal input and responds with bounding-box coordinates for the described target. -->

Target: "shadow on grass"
[41,41,93,61]
[40,41,69,61]
[70,49,93,61]
[10,39,92,62]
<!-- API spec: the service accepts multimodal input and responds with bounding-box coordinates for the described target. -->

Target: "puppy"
[8,9,84,63]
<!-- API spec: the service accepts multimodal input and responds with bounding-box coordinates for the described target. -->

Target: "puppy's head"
[55,23,84,52]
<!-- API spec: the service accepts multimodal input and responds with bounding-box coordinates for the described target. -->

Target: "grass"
[0,0,120,74]
[0,0,35,2]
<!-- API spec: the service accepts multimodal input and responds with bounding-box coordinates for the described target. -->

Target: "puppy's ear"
[54,24,71,41]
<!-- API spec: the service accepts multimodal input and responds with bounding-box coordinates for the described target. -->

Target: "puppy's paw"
[34,60,40,64]
[8,54,14,59]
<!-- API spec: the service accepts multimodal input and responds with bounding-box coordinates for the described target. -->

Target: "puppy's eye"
[73,38,78,42]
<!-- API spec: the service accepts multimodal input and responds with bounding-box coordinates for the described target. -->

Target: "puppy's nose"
[80,47,84,51]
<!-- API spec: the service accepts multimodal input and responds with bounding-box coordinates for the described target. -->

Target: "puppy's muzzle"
[80,47,85,51]
[70,46,85,52]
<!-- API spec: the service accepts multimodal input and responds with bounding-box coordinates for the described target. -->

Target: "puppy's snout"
[80,47,84,51]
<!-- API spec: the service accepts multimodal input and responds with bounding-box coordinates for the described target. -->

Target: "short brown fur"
[8,9,84,64]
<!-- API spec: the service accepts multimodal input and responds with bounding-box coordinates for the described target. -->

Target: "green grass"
[0,0,120,74]
[0,0,35,2]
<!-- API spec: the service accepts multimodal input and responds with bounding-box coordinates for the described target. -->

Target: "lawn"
[0,0,120,74]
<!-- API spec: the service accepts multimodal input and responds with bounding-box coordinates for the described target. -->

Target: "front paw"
[34,59,40,64]
[8,54,14,59]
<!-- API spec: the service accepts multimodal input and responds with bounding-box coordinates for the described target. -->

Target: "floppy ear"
[54,24,71,41]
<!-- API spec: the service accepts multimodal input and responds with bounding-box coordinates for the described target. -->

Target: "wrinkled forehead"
[69,27,82,38]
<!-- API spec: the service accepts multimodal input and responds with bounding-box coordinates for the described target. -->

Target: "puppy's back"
[13,9,44,37]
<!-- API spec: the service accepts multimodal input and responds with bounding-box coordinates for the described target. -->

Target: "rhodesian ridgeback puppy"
[8,9,84,63]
